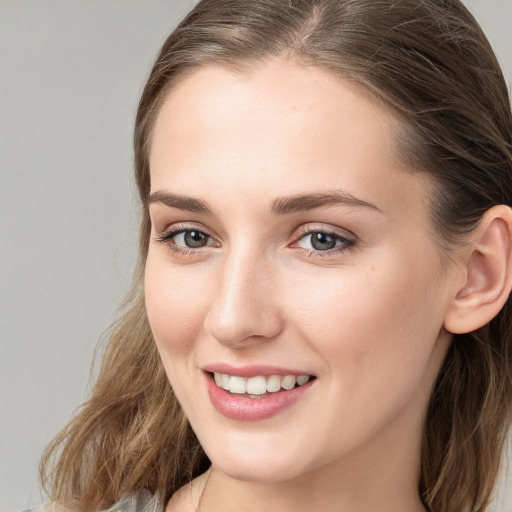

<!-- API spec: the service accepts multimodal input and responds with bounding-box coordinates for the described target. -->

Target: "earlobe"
[444,205,512,334]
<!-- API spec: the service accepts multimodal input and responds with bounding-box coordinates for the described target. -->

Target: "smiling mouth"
[210,372,316,398]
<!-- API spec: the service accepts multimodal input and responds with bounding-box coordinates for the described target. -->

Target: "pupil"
[311,232,336,251]
[184,231,208,248]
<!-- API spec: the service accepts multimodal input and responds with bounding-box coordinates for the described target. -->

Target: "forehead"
[149,58,431,220]
[151,58,398,161]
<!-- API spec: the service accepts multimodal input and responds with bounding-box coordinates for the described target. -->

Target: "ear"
[444,205,512,334]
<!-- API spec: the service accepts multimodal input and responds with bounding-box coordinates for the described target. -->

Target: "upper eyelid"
[158,222,216,238]
[154,221,357,245]
[292,223,357,241]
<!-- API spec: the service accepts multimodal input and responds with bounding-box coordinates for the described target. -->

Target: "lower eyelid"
[303,240,356,256]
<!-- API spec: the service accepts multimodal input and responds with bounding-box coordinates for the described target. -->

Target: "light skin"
[144,59,512,512]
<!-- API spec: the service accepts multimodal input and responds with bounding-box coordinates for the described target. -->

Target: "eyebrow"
[147,191,213,214]
[147,190,382,215]
[270,191,383,215]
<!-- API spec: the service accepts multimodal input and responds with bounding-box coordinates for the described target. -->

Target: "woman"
[37,0,512,511]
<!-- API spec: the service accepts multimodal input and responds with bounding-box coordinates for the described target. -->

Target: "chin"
[211,454,305,484]
[198,429,318,484]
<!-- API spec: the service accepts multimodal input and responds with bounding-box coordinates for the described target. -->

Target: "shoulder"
[165,470,210,512]
[165,485,191,512]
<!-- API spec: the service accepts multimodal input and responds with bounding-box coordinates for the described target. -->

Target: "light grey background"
[0,1,511,511]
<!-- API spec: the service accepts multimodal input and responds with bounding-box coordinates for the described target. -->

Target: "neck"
[200,463,425,512]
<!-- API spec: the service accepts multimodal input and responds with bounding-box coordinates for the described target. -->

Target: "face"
[145,59,456,484]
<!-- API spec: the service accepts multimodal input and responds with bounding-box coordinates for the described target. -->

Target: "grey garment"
[102,493,163,512]
[23,492,164,512]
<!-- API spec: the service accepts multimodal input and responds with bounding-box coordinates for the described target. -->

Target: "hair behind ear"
[421,303,512,511]
[421,205,512,511]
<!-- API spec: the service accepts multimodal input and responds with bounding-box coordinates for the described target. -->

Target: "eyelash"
[155,223,357,259]
[155,223,217,257]
[291,225,356,259]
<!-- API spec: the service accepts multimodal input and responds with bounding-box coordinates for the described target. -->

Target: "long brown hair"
[40,1,512,511]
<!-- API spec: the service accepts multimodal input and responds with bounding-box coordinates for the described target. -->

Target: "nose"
[203,248,284,348]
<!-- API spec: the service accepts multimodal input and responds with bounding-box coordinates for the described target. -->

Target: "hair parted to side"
[40,1,512,511]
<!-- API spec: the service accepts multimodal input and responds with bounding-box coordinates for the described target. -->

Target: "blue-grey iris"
[185,231,209,248]
[311,232,336,250]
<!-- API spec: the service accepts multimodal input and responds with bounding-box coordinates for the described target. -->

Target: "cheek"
[291,253,446,387]
[144,256,212,355]
[284,257,448,451]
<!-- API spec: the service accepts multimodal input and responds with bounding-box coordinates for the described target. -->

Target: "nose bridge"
[204,243,282,346]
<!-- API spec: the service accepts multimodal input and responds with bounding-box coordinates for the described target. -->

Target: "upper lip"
[202,363,315,378]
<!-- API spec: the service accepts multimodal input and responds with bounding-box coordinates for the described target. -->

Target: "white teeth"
[221,373,230,390]
[297,375,310,386]
[229,375,247,394]
[212,372,312,396]
[246,376,267,395]
[214,373,223,386]
[266,375,281,393]
[281,375,296,390]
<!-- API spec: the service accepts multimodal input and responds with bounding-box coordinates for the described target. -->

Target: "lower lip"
[205,373,314,421]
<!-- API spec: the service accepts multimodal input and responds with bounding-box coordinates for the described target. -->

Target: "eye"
[155,225,218,251]
[173,229,213,248]
[292,227,356,254]
[301,232,339,251]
